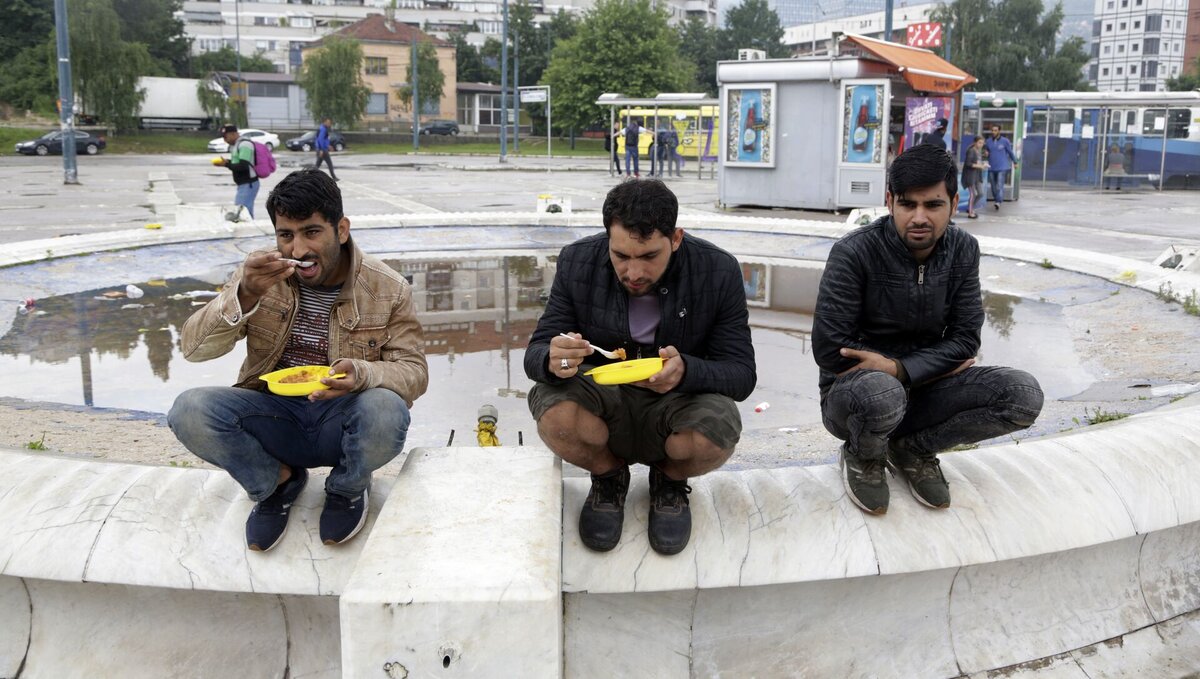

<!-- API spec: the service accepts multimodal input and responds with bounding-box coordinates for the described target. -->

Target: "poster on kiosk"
[836,79,890,207]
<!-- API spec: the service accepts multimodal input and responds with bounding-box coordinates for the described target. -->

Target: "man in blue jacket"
[525,179,756,555]
[812,144,1043,516]
[314,117,338,181]
[983,123,1017,209]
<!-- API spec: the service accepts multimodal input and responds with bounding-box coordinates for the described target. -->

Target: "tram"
[961,91,1200,191]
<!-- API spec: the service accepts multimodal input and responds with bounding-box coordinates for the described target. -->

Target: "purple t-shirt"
[628,294,660,345]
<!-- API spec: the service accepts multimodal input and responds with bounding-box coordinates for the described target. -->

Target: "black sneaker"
[888,440,951,509]
[840,444,889,515]
[579,466,630,552]
[320,488,370,545]
[246,467,308,552]
[648,466,692,555]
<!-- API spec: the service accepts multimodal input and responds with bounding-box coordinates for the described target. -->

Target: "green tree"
[111,0,191,75]
[450,32,492,83]
[932,0,1089,90]
[480,37,503,82]
[297,36,371,127]
[678,15,719,94]
[0,0,53,64]
[70,0,156,128]
[542,0,692,132]
[1167,56,1200,91]
[189,47,278,76]
[718,0,788,60]
[396,39,446,117]
[0,40,57,113]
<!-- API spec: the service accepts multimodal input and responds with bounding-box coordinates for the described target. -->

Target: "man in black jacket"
[525,179,756,555]
[812,144,1043,516]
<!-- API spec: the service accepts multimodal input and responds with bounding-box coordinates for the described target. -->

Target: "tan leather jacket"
[179,237,429,406]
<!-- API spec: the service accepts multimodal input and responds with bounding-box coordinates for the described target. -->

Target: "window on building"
[1118,44,1125,52]
[1104,44,1111,54]
[1145,14,1161,31]
[1102,67,1110,76]
[365,57,387,76]
[249,82,287,97]
[1119,21,1126,29]
[1133,43,1139,51]
[1130,65,1137,74]
[366,93,388,115]
[1143,38,1159,54]
[1134,20,1141,29]
[1174,42,1180,52]
[1116,66,1123,74]
[1105,23,1112,32]
[1144,60,1158,76]
[478,93,502,126]
[456,93,473,125]
[1121,0,1127,5]
[1106,0,1113,6]
[1089,63,1099,80]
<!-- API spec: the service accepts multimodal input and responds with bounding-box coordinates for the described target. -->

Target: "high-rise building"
[769,0,907,28]
[1087,0,1193,91]
[780,2,938,55]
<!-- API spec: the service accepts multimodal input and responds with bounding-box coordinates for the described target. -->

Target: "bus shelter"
[717,34,975,210]
[595,93,720,178]
[965,90,1200,192]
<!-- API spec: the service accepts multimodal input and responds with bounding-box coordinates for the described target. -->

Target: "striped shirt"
[276,284,342,369]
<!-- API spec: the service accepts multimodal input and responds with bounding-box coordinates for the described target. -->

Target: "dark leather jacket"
[812,216,983,391]
[525,232,757,401]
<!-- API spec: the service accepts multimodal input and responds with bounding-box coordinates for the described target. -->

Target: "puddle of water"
[0,255,1093,448]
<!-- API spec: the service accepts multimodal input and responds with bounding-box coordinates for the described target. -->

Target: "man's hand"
[237,250,296,312]
[308,359,356,401]
[634,345,685,393]
[836,348,897,377]
[549,332,591,378]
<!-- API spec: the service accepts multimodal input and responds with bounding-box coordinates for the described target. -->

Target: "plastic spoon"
[559,333,624,360]
[282,258,316,268]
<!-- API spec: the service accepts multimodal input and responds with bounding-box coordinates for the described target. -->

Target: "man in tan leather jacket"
[168,169,428,552]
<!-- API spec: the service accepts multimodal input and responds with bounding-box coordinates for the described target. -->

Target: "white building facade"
[1087,0,1192,91]
[780,2,939,56]
[180,0,717,74]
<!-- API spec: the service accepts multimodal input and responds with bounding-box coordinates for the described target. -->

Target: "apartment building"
[781,2,939,56]
[1088,0,1196,90]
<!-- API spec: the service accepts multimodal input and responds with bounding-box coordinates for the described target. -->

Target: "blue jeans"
[625,145,639,176]
[821,366,1044,460]
[168,386,410,501]
[235,180,260,218]
[988,170,1009,204]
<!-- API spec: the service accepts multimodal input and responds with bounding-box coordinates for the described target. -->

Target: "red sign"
[906,22,943,48]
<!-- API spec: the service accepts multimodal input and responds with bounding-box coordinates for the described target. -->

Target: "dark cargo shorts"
[528,376,742,464]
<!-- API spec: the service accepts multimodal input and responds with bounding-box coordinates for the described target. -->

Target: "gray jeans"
[821,366,1044,460]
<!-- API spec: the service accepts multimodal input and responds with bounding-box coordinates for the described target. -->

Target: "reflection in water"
[982,291,1019,340]
[0,256,1092,432]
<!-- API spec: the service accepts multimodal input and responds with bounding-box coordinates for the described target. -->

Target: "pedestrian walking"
[314,117,338,181]
[218,124,260,219]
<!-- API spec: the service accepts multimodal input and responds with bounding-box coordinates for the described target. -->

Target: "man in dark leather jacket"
[812,144,1043,516]
[525,179,756,555]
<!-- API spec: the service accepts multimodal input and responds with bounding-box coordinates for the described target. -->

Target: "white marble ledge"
[0,449,391,596]
[563,402,1200,594]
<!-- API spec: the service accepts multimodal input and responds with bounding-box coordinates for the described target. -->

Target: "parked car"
[416,119,460,136]
[14,130,106,156]
[284,130,347,152]
[206,129,280,153]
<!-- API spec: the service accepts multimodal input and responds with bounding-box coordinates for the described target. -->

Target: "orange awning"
[842,34,977,94]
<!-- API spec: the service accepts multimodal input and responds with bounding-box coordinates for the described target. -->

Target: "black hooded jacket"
[524,231,756,401]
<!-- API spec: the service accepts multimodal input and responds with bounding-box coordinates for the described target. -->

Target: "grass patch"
[1155,282,1200,316]
[24,433,48,451]
[1039,258,1055,269]
[106,132,211,154]
[946,443,979,451]
[1074,407,1131,425]
[386,137,608,157]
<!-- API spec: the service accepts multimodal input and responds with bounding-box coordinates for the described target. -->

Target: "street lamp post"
[499,0,509,163]
[53,0,78,184]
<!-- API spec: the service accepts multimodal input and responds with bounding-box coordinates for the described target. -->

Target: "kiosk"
[717,34,976,210]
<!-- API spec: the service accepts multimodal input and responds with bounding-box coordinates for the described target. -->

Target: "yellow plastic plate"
[259,365,346,396]
[584,357,663,385]
[211,157,225,165]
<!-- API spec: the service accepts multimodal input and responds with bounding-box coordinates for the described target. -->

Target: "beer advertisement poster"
[722,84,776,167]
[842,84,884,164]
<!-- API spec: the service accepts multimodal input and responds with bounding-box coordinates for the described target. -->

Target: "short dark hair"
[221,124,238,135]
[888,143,958,199]
[602,178,678,239]
[265,169,344,227]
